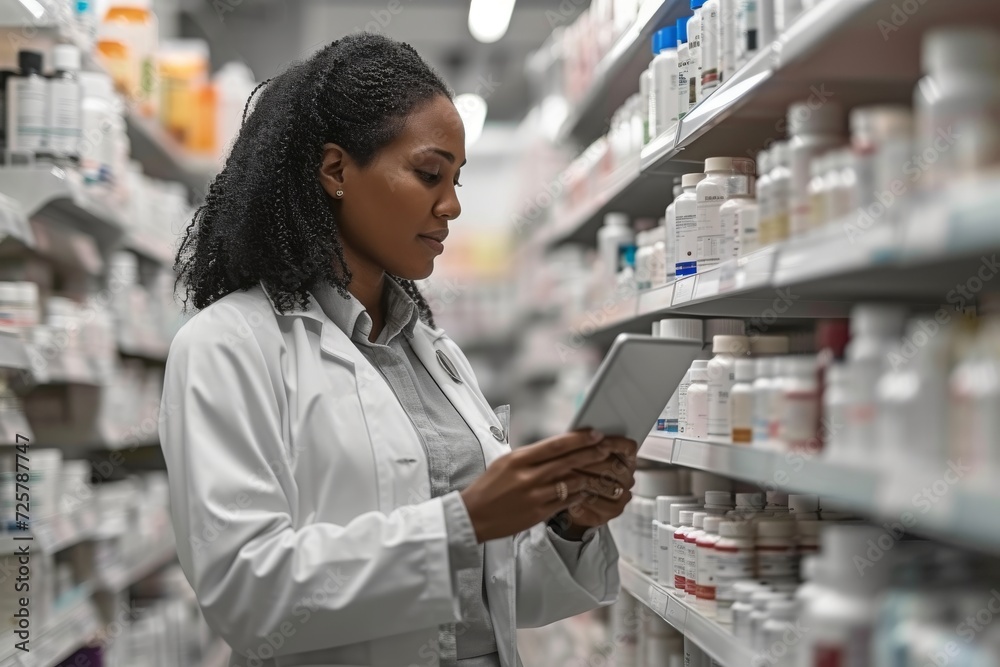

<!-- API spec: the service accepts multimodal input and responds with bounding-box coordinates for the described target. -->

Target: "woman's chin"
[391,260,435,282]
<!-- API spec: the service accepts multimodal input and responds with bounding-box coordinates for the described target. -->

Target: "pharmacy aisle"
[0,0,251,663]
[512,0,1000,664]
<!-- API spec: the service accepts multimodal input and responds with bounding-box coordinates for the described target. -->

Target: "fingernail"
[588,429,604,444]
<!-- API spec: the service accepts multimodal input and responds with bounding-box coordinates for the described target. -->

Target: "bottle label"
[697,191,727,267]
[11,79,47,151]
[675,199,699,273]
[780,390,819,451]
[757,547,797,577]
[702,6,720,91]
[672,535,688,588]
[48,80,82,154]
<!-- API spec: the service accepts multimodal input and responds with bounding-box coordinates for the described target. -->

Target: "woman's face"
[320,94,466,282]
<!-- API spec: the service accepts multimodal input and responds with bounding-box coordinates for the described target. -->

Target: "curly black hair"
[174,33,452,327]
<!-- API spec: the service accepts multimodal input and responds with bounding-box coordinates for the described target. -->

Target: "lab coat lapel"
[407,327,508,468]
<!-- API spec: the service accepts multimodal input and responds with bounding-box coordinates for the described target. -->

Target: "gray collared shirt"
[313,279,500,666]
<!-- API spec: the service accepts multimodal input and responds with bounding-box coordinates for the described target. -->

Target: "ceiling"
[177,0,589,122]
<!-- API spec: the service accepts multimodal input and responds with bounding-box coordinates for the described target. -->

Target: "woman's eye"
[417,170,440,184]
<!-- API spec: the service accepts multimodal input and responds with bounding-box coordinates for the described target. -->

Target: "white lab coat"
[159,285,620,667]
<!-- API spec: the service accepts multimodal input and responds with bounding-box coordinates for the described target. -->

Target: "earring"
[335,189,344,197]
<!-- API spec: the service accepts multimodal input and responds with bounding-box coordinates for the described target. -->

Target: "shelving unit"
[545,0,1000,252]
[96,540,177,593]
[563,176,1000,342]
[125,115,219,197]
[640,430,1000,554]
[620,560,755,666]
[0,168,124,250]
[557,0,690,146]
[0,596,102,667]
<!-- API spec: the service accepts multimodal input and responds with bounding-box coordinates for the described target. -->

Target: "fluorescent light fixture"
[454,93,488,147]
[18,0,45,19]
[468,0,516,44]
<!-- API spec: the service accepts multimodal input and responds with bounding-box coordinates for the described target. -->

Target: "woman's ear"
[319,143,349,199]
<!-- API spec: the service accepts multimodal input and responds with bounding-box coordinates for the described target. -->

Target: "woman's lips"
[419,235,445,254]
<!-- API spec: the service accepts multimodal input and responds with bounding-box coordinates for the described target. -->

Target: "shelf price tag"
[665,597,687,630]
[672,277,696,305]
[647,585,669,616]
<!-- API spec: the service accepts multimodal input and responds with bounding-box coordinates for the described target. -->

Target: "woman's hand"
[460,430,636,543]
[559,439,638,533]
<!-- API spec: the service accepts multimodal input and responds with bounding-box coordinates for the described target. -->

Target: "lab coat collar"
[259,280,449,361]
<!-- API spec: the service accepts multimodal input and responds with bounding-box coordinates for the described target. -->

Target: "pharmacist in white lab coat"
[160,34,637,667]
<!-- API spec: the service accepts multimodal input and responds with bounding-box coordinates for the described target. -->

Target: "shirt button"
[490,426,504,442]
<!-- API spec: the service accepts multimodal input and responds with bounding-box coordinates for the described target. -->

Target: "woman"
[161,33,638,667]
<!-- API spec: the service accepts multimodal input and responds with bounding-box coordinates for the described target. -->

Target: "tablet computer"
[568,333,703,444]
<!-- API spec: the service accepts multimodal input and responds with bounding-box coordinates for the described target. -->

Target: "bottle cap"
[850,303,908,338]
[752,591,789,610]
[704,319,745,339]
[767,600,797,620]
[750,335,789,355]
[657,495,696,522]
[651,320,661,337]
[771,140,791,167]
[676,16,690,43]
[52,44,81,72]
[767,490,789,507]
[788,494,819,514]
[850,105,913,145]
[679,510,696,525]
[754,357,773,379]
[734,358,756,382]
[692,511,708,528]
[659,318,703,341]
[756,148,771,175]
[691,0,707,8]
[690,359,710,370]
[712,334,750,355]
[17,50,43,75]
[681,173,706,188]
[735,581,770,601]
[690,366,708,382]
[735,492,765,509]
[603,212,630,227]
[784,355,817,378]
[704,490,733,507]
[704,157,756,174]
[80,71,114,100]
[703,516,722,533]
[671,503,701,524]
[653,25,677,54]
[757,520,796,538]
[635,469,682,497]
[719,520,753,538]
[787,101,845,137]
[923,26,1000,75]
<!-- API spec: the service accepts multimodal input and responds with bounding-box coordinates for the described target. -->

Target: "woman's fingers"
[516,429,604,465]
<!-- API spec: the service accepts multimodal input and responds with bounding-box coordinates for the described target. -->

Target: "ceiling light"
[468,0,516,44]
[454,93,488,147]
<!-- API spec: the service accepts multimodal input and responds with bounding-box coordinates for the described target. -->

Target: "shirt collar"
[311,278,419,346]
